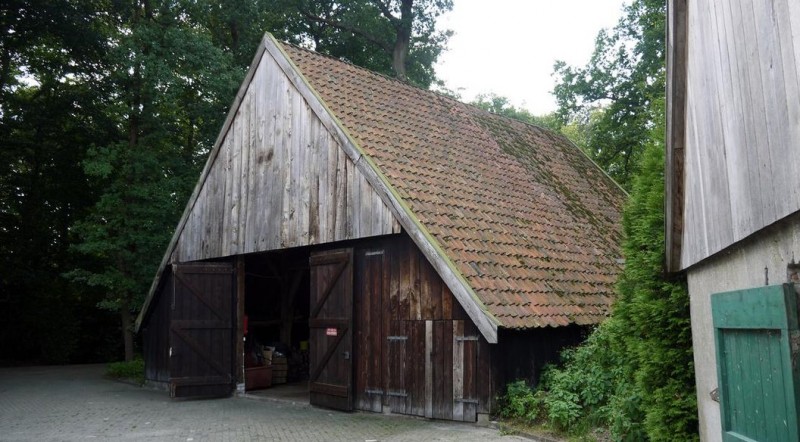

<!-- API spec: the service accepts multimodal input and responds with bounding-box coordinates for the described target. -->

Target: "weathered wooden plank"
[441,284,453,320]
[279,75,295,247]
[462,321,478,422]
[346,158,357,239]
[708,0,748,242]
[253,55,270,251]
[381,245,392,407]
[476,335,492,414]
[298,95,312,246]
[424,319,433,418]
[229,93,243,255]
[776,0,800,211]
[387,321,408,413]
[357,172,373,239]
[334,147,348,240]
[410,242,422,320]
[265,63,284,250]
[396,237,412,320]
[419,257,441,319]
[433,320,453,420]
[319,132,336,244]
[739,0,777,225]
[235,256,245,385]
[406,320,426,416]
[243,61,260,254]
[753,0,792,220]
[239,89,253,251]
[452,320,464,421]
[726,0,765,238]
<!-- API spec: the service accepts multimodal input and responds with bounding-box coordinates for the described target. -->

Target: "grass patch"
[106,357,145,385]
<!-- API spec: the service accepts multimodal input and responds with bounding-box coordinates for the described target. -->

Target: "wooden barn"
[135,33,625,422]
[666,0,800,440]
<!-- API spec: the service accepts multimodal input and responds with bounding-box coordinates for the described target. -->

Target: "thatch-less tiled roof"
[281,43,626,329]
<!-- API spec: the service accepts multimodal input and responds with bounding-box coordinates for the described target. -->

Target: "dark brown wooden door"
[169,262,235,398]
[355,249,385,413]
[309,248,354,410]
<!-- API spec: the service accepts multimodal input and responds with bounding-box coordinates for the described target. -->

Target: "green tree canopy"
[2,0,454,363]
[553,0,665,189]
[281,0,453,87]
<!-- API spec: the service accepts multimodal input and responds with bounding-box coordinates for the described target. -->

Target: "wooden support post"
[425,319,433,418]
[236,256,246,388]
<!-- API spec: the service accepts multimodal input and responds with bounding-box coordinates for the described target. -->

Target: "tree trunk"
[120,306,135,362]
[391,0,413,81]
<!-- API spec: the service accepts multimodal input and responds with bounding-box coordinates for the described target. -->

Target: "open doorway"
[242,247,311,402]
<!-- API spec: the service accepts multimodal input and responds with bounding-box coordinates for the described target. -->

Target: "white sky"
[435,0,628,115]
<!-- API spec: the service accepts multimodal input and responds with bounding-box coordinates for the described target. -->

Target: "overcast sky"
[435,0,627,115]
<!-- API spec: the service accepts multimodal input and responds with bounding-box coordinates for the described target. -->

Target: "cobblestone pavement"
[0,365,524,441]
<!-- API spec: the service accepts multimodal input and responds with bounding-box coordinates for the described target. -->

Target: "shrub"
[499,116,698,441]
[106,357,145,385]
[497,380,544,423]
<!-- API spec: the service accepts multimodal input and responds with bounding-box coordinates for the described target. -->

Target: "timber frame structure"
[136,33,626,421]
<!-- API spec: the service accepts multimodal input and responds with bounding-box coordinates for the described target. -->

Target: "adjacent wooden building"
[666,1,800,440]
[135,33,626,421]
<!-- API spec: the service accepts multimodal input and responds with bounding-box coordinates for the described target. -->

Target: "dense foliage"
[497,1,697,439]
[553,0,666,189]
[499,112,697,440]
[1,0,451,363]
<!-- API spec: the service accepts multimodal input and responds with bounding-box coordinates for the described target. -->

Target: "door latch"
[342,351,350,360]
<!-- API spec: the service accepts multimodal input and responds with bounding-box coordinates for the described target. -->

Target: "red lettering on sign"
[326,328,338,336]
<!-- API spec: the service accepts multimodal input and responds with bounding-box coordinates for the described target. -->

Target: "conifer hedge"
[501,99,698,440]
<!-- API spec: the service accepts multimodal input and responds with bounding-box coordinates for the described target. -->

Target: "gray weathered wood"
[670,0,800,271]
[452,320,464,421]
[139,34,498,344]
[425,319,433,419]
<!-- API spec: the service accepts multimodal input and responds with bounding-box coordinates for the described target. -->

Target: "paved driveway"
[0,365,523,441]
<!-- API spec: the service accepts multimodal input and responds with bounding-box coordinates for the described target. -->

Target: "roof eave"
[665,0,688,274]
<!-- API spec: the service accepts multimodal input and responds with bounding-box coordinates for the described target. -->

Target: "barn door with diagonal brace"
[309,248,354,411]
[169,262,235,398]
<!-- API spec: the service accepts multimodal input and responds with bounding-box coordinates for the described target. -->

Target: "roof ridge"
[279,41,566,137]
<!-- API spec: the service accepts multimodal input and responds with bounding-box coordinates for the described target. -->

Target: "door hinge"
[365,389,384,395]
[387,336,408,341]
[387,390,408,398]
[455,336,479,342]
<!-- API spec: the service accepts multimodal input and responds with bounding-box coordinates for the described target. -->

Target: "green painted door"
[712,284,800,442]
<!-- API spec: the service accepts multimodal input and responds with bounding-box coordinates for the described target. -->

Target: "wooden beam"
[236,256,246,386]
[665,0,688,273]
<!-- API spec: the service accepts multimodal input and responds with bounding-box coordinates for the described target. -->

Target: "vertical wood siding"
[171,48,400,263]
[681,0,800,268]
[353,234,492,421]
[142,273,173,384]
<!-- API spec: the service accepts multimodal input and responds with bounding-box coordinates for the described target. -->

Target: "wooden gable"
[170,40,400,264]
[667,0,800,271]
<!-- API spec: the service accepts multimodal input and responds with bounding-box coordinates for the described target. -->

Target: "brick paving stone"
[0,365,523,442]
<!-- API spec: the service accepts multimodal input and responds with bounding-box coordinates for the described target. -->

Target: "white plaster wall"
[687,214,800,442]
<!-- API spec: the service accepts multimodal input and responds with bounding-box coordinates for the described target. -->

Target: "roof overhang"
[665,0,688,273]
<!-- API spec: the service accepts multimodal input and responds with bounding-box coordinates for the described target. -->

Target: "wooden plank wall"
[142,273,173,384]
[681,0,800,269]
[353,234,492,421]
[171,47,400,263]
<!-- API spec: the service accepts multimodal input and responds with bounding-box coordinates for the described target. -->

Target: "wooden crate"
[245,366,272,390]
